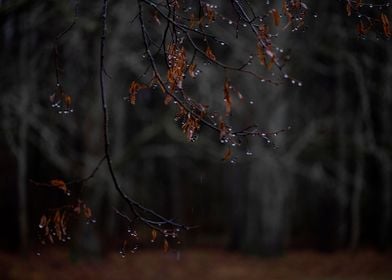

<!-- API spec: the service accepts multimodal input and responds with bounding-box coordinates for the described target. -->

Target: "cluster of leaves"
[49,84,73,114]
[128,0,308,156]
[344,0,391,38]
[35,179,94,245]
[37,0,391,255]
[119,227,181,257]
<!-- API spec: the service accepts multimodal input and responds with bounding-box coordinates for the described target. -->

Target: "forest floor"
[0,248,391,280]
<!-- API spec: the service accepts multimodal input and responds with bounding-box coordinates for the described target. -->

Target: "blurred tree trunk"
[242,155,290,256]
[335,57,349,248]
[239,97,291,256]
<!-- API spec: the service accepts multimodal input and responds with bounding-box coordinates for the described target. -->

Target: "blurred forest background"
[0,0,392,278]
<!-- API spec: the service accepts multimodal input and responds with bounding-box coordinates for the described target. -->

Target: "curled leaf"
[50,179,67,193]
[129,81,146,105]
[188,64,197,78]
[205,46,216,61]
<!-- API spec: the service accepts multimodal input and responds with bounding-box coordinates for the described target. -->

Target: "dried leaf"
[48,234,54,244]
[222,147,232,162]
[64,95,72,108]
[205,46,216,61]
[163,239,169,253]
[346,2,352,16]
[223,79,232,116]
[257,45,266,66]
[151,229,158,242]
[128,81,146,105]
[74,206,81,214]
[188,64,197,78]
[83,206,92,219]
[39,215,47,229]
[189,14,199,29]
[50,179,67,193]
[272,9,280,26]
[153,10,161,25]
[381,13,391,38]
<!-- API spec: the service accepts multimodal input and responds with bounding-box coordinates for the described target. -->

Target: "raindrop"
[298,82,303,87]
[228,20,233,25]
[36,252,41,256]
[246,151,253,156]
[249,100,254,105]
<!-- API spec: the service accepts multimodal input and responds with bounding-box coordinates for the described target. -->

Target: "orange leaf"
[163,239,169,253]
[64,95,72,108]
[381,13,391,38]
[151,229,158,242]
[129,81,146,105]
[205,46,216,61]
[50,179,67,193]
[188,64,197,78]
[272,9,280,26]
[223,79,232,116]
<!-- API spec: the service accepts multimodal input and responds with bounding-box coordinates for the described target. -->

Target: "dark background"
[0,0,391,278]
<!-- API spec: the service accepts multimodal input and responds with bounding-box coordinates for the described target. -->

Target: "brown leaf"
[381,13,391,38]
[346,2,352,16]
[39,215,47,229]
[64,95,72,108]
[222,147,232,162]
[205,46,216,61]
[224,79,232,116]
[50,179,67,193]
[272,9,280,26]
[257,45,266,66]
[188,64,197,78]
[163,239,169,253]
[129,81,146,105]
[83,206,92,219]
[189,14,199,29]
[151,229,158,242]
